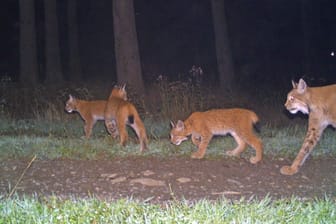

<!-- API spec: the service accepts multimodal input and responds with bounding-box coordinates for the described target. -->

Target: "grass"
[0,195,335,223]
[0,117,335,160]
[0,79,335,222]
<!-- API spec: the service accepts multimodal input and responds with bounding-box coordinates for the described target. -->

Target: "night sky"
[1,0,336,87]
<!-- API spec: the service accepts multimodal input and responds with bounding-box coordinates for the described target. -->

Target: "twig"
[212,191,242,195]
[168,183,177,201]
[7,155,36,198]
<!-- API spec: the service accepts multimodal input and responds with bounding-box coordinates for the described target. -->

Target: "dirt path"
[1,157,336,202]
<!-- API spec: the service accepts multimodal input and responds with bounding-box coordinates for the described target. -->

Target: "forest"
[2,0,336,93]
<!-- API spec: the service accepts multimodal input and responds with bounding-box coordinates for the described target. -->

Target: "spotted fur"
[281,79,336,175]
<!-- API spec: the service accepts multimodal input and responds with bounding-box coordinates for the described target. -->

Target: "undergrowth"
[0,77,334,160]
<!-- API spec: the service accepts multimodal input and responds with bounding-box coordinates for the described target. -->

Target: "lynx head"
[109,84,128,100]
[285,78,310,114]
[65,95,78,113]
[170,120,189,145]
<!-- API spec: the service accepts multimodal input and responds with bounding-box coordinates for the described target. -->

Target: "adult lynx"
[281,79,336,175]
[170,108,263,164]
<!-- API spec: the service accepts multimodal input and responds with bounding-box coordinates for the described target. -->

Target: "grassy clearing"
[0,117,335,160]
[1,195,335,223]
[2,79,334,161]
[1,81,335,222]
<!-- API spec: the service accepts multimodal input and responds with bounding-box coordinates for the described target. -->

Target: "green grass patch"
[0,195,335,223]
[0,118,335,160]
[0,84,335,222]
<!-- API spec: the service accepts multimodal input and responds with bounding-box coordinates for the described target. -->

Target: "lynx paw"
[140,143,148,153]
[280,165,298,175]
[249,156,261,164]
[226,150,240,157]
[191,152,204,159]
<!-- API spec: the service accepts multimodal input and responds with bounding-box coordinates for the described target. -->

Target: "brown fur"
[170,108,263,164]
[65,95,107,139]
[105,85,148,152]
[281,79,336,175]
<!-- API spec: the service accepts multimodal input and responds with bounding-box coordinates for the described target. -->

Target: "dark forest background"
[1,0,336,92]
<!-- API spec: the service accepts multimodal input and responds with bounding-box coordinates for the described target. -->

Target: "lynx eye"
[288,95,294,101]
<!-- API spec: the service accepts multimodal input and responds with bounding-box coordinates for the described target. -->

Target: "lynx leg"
[191,134,201,146]
[280,124,324,175]
[139,137,148,152]
[130,122,148,152]
[191,135,212,159]
[84,121,95,139]
[246,135,263,164]
[280,144,314,175]
[226,132,247,158]
[118,122,128,146]
[105,119,119,138]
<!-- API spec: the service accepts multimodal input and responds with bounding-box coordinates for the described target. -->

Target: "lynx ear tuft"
[291,80,298,89]
[170,121,175,128]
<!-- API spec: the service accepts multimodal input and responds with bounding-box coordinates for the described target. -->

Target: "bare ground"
[1,156,336,202]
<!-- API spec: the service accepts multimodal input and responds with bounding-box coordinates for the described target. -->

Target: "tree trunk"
[68,0,82,82]
[19,0,39,85]
[211,0,235,89]
[301,0,314,76]
[44,0,63,83]
[112,0,145,95]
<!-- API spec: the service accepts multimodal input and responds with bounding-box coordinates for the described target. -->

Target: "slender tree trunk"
[19,0,39,85]
[211,0,235,88]
[44,0,63,83]
[68,0,82,82]
[112,0,145,94]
